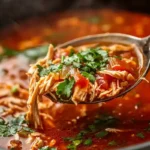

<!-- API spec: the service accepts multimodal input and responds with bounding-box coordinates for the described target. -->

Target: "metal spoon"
[46,33,150,104]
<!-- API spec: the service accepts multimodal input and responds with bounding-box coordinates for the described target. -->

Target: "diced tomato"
[96,74,113,90]
[74,73,89,88]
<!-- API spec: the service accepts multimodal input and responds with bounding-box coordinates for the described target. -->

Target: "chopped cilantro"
[81,71,95,83]
[88,124,96,132]
[11,85,19,94]
[136,132,145,139]
[108,140,117,146]
[69,49,75,56]
[0,115,34,137]
[95,131,108,138]
[145,126,150,132]
[37,64,63,77]
[36,47,108,85]
[67,139,82,150]
[73,140,82,146]
[64,115,118,149]
[64,137,75,142]
[61,47,108,82]
[10,115,26,125]
[0,118,5,125]
[0,45,48,61]
[0,47,19,60]
[56,77,75,99]
[39,146,57,150]
[22,45,48,60]
[78,130,89,135]
[83,138,92,146]
[114,55,122,60]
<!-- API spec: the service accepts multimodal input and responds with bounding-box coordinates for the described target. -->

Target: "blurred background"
[0,0,150,27]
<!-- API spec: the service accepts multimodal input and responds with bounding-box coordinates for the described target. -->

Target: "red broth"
[0,9,150,150]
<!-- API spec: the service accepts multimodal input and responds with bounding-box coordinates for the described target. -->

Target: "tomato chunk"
[74,73,89,88]
[96,74,113,90]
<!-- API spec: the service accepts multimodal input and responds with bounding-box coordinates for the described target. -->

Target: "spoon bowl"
[46,33,150,104]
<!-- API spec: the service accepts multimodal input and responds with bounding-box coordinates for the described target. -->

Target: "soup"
[0,9,150,150]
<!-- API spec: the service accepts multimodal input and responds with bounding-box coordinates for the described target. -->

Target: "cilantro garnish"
[108,140,117,146]
[114,55,122,60]
[61,47,108,81]
[64,115,118,149]
[136,132,145,139]
[0,47,19,60]
[69,49,75,56]
[81,71,95,83]
[0,115,34,137]
[0,45,48,61]
[88,124,96,132]
[11,85,19,94]
[83,138,92,146]
[22,45,49,60]
[39,146,57,150]
[36,47,109,99]
[56,77,75,98]
[37,47,108,85]
[144,126,150,132]
[37,64,63,77]
[95,130,108,138]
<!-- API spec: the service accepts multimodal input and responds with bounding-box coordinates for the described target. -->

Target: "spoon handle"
[142,35,150,43]
[142,36,150,72]
[141,35,150,54]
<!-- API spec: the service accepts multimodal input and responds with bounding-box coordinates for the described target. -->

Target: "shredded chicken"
[72,85,88,104]
[101,44,134,55]
[26,43,139,128]
[105,128,133,133]
[98,70,135,81]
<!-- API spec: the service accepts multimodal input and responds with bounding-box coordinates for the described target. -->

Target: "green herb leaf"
[81,71,95,83]
[0,47,20,60]
[88,124,96,132]
[83,138,92,146]
[62,47,108,75]
[22,45,48,60]
[114,55,122,60]
[37,64,63,77]
[0,118,5,125]
[69,49,75,56]
[73,140,82,146]
[56,77,75,98]
[39,146,57,150]
[76,130,89,139]
[145,127,150,132]
[10,115,26,125]
[64,115,118,149]
[0,45,49,61]
[108,140,117,146]
[11,85,19,94]
[95,131,108,138]
[64,137,74,142]
[0,115,33,137]
[67,139,82,150]
[136,132,145,139]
